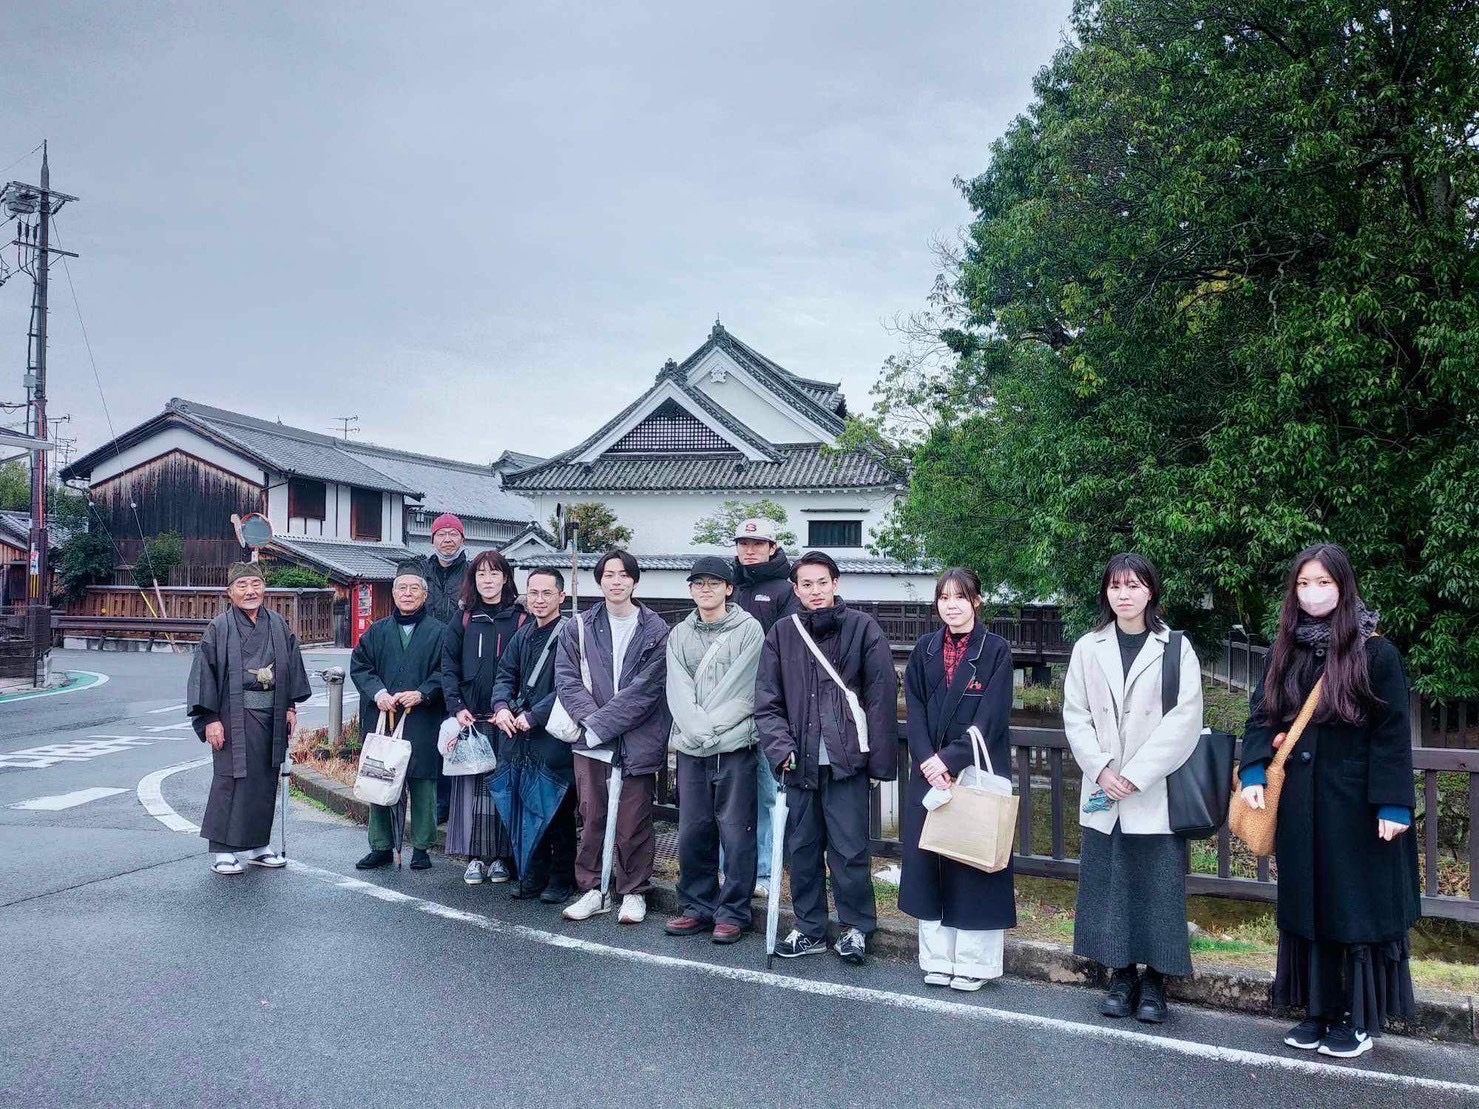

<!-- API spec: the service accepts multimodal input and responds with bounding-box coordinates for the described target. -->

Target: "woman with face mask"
[1238,544,1420,1060]
[1062,553,1204,1024]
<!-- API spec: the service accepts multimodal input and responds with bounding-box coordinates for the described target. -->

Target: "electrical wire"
[0,143,44,179]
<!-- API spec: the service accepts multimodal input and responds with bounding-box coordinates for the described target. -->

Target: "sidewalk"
[290,763,1478,1046]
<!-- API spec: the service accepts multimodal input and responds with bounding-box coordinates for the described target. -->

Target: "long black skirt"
[1073,826,1192,976]
[1274,931,1415,1034]
[444,772,509,861]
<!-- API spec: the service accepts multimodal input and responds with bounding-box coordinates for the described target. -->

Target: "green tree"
[548,502,633,553]
[132,532,184,591]
[265,566,329,589]
[56,529,114,602]
[691,499,797,551]
[869,0,1479,696]
[0,462,28,510]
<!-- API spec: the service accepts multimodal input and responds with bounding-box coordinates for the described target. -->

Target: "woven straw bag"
[1228,678,1322,857]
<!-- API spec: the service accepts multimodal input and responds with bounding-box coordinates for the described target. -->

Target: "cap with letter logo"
[732,517,778,543]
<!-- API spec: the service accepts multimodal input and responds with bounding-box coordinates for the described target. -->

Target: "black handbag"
[1162,630,1236,839]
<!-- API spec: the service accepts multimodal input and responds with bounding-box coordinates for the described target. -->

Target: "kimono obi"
[242,688,276,710]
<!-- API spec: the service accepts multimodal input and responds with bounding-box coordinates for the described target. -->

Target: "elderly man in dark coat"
[188,562,312,876]
[351,562,447,870]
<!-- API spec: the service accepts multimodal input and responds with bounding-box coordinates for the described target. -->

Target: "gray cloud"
[0,0,1072,465]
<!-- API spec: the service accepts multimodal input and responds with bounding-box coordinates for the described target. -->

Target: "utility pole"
[3,144,78,602]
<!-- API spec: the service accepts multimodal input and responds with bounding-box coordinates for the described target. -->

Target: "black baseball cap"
[687,556,734,584]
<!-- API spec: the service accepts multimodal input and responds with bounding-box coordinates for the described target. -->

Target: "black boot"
[356,849,393,870]
[1136,970,1168,1023]
[409,848,432,870]
[1101,966,1139,1018]
[540,881,576,904]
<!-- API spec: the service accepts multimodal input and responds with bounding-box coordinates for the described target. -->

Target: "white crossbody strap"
[790,613,870,753]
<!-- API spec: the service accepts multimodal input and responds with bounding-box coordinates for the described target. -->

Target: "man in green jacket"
[663,556,766,943]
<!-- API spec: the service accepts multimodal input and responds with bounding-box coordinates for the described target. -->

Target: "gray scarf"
[1294,602,1379,647]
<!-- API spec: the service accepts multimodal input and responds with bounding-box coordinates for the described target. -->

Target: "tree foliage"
[56,529,114,602]
[265,566,329,589]
[548,502,633,553]
[691,499,798,550]
[132,532,184,591]
[869,0,1479,695]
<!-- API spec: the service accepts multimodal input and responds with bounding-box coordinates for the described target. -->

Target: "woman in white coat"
[1063,553,1202,1023]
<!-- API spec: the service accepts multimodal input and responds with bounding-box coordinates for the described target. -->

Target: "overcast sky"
[0,1,1073,468]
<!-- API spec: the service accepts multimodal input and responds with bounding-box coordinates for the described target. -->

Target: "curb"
[289,766,1477,1046]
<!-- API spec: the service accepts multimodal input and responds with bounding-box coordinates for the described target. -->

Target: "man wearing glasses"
[663,556,766,943]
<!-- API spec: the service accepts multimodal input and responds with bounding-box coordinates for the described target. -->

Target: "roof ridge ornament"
[711,315,725,339]
[656,357,684,382]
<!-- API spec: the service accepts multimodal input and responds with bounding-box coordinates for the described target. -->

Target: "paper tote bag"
[353,710,412,807]
[918,726,1019,874]
[547,616,590,744]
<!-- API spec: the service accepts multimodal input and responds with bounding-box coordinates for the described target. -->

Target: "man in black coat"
[728,516,801,899]
[350,563,447,870]
[491,568,577,903]
[754,551,898,965]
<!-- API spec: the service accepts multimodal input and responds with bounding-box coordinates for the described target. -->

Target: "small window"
[350,487,382,542]
[288,477,327,521]
[808,520,862,548]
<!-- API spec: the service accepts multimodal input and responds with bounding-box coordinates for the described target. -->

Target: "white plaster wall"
[689,356,831,445]
[86,426,266,486]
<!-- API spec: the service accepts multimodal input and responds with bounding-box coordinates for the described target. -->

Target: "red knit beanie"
[430,512,464,537]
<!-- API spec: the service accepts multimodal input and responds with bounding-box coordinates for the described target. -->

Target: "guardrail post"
[322,666,346,745]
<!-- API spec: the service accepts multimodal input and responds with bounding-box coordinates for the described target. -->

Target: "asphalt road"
[2,648,1477,1109]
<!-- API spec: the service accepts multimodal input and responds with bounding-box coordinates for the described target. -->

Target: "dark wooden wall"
[90,450,264,546]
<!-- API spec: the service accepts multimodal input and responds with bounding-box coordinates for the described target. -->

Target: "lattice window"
[606,400,734,454]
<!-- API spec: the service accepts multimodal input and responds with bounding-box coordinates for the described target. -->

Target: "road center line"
[136,758,210,833]
[10,787,129,811]
[283,858,1479,1099]
[147,703,187,714]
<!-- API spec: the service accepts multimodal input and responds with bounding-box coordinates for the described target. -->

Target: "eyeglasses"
[690,579,726,590]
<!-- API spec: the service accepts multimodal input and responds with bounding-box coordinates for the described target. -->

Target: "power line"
[0,142,43,179]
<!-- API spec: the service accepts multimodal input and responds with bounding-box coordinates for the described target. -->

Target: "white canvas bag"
[547,615,589,744]
[353,710,412,806]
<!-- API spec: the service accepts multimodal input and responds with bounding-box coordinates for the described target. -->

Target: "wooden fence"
[0,604,50,683]
[68,587,335,645]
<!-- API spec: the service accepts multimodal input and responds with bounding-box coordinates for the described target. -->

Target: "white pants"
[918,919,1005,979]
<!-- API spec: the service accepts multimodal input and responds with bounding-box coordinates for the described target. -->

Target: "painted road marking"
[0,671,109,703]
[134,766,1479,1100]
[0,737,151,769]
[9,787,129,811]
[147,703,186,714]
[140,723,193,733]
[136,758,210,833]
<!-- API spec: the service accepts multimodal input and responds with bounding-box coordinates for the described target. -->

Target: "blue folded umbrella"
[488,748,570,878]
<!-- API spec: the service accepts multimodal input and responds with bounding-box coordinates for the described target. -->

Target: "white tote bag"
[790,613,870,753]
[438,719,497,776]
[547,615,589,744]
[353,710,412,807]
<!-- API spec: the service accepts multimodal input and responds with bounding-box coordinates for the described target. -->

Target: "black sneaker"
[1284,1019,1326,1051]
[1318,1023,1373,1059]
[509,881,547,901]
[834,927,867,965]
[773,929,828,958]
[1135,972,1168,1023]
[1101,968,1138,1019]
[539,882,576,905]
[355,849,393,870]
[409,848,432,870]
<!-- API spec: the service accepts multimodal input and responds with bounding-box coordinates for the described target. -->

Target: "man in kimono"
[351,563,448,870]
[188,562,312,876]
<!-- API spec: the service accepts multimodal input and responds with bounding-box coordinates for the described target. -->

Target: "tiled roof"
[165,400,421,494]
[692,327,847,434]
[504,443,898,493]
[512,550,927,575]
[0,511,76,550]
[268,535,417,583]
[342,442,536,524]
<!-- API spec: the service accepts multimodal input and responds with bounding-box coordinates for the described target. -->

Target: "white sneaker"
[618,893,647,924]
[923,972,952,987]
[562,889,611,921]
[463,859,488,885]
[753,884,769,900]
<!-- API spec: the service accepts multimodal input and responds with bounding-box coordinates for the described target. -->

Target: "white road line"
[140,723,193,733]
[130,775,1477,1099]
[283,859,1479,1099]
[136,758,211,833]
[10,787,129,811]
[147,703,187,714]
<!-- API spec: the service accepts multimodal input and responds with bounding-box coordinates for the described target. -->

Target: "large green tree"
[548,502,633,553]
[865,0,1479,695]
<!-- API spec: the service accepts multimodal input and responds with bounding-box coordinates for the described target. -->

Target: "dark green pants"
[369,778,438,851]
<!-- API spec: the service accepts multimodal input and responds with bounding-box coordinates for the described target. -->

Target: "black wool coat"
[753,600,898,788]
[490,616,573,776]
[1241,636,1421,944]
[899,626,1018,931]
[350,612,448,781]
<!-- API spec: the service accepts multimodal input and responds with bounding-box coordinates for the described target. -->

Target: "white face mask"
[1298,584,1339,618]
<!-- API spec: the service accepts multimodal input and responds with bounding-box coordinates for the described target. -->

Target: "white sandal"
[246,851,287,868]
[211,856,244,875]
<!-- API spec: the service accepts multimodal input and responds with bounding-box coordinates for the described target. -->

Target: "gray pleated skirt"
[1073,826,1193,976]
